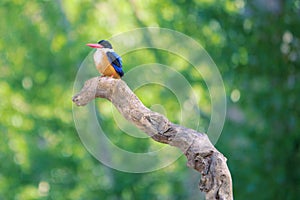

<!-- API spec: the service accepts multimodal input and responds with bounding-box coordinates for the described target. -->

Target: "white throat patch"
[93,48,114,65]
[94,49,103,65]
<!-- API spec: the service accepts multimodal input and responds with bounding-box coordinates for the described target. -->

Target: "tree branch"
[72,76,233,200]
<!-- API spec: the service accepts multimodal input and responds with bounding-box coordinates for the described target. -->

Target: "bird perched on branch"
[86,40,124,79]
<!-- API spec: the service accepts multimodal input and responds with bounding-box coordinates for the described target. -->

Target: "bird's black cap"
[98,40,113,49]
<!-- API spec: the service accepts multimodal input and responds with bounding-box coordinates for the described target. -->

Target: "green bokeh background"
[1,0,299,199]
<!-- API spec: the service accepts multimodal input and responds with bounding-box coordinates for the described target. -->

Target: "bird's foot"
[99,75,115,79]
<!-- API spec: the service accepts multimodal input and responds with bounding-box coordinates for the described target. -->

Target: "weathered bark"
[72,76,233,200]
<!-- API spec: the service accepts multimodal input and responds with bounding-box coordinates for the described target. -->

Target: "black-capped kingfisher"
[86,40,124,79]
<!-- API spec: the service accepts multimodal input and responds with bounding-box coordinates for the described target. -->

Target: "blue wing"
[106,51,124,77]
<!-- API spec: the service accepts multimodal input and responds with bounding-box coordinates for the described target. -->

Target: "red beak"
[86,43,103,48]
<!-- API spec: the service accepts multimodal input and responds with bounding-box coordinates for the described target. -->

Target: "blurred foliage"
[0,0,299,199]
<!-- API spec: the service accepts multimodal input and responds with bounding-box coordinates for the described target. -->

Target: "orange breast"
[103,65,121,79]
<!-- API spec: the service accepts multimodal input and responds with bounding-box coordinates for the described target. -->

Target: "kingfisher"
[86,40,124,79]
